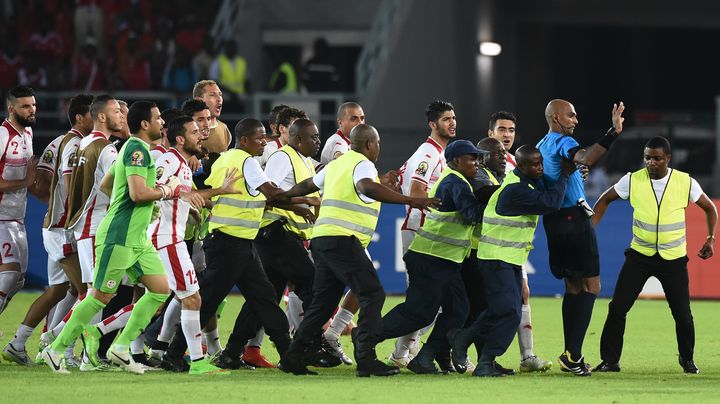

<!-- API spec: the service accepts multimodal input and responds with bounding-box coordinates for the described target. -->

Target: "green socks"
[114,291,169,347]
[51,295,106,352]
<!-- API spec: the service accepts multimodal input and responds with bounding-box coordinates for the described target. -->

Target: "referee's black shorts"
[543,206,600,280]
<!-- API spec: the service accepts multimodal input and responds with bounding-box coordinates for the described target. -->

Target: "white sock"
[65,341,76,358]
[182,309,203,361]
[49,291,76,329]
[45,304,56,333]
[131,334,145,355]
[204,328,222,355]
[286,292,304,333]
[9,324,34,350]
[247,328,265,348]
[52,293,85,336]
[393,332,419,359]
[97,304,134,335]
[158,299,182,343]
[0,271,20,315]
[518,304,534,359]
[324,308,354,340]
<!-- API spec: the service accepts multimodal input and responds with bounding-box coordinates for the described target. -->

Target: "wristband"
[596,128,619,149]
[157,185,167,200]
[707,235,715,241]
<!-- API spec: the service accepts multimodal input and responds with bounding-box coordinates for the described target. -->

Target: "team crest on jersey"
[130,151,145,166]
[156,166,164,180]
[42,150,54,164]
[106,280,116,289]
[415,161,428,176]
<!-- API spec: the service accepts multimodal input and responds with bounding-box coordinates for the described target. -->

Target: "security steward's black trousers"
[223,221,316,356]
[165,231,291,360]
[600,249,694,363]
[290,236,385,362]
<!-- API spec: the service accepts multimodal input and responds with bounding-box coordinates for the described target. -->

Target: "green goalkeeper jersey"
[95,137,156,247]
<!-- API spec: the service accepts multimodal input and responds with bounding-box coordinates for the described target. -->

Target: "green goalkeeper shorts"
[93,242,165,293]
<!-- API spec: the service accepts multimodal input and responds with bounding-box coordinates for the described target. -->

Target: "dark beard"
[15,115,35,128]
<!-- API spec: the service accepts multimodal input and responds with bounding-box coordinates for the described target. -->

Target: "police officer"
[277,124,438,377]
[591,136,717,374]
[450,145,573,377]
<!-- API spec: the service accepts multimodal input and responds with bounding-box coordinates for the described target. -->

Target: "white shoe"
[322,335,353,365]
[38,331,56,352]
[520,355,553,372]
[387,353,410,368]
[65,355,82,368]
[2,343,34,366]
[148,348,165,361]
[41,348,70,374]
[107,346,145,375]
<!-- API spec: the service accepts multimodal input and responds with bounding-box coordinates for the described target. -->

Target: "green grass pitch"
[1,292,719,403]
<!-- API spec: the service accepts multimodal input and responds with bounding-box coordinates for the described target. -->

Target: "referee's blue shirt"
[536,131,585,208]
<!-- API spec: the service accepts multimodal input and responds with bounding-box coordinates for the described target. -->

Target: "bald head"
[476,137,503,154]
[515,145,540,167]
[477,137,506,174]
[545,99,577,135]
[288,118,315,139]
[545,99,570,122]
[350,124,378,149]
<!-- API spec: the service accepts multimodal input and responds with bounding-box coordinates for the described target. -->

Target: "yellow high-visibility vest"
[218,54,247,94]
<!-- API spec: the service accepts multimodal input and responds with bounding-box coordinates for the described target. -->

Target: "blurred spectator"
[0,38,22,90]
[175,14,205,54]
[193,34,216,79]
[28,15,63,60]
[118,33,151,90]
[73,0,104,54]
[163,46,197,94]
[302,37,340,92]
[209,39,250,97]
[18,52,48,89]
[585,163,610,200]
[151,19,176,88]
[72,38,104,91]
[268,60,298,93]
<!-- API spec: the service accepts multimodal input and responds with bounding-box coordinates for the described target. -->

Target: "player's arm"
[0,156,37,193]
[100,170,115,196]
[195,167,242,200]
[356,178,438,210]
[696,193,717,260]
[572,102,625,166]
[272,177,320,199]
[28,165,52,203]
[591,186,621,227]
[408,179,428,198]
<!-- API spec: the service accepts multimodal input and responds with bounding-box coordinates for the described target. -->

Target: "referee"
[536,99,625,376]
[591,136,716,374]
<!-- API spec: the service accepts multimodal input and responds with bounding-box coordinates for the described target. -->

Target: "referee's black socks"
[562,291,597,361]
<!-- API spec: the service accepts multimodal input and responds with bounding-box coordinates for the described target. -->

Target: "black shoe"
[472,361,505,377]
[679,356,699,374]
[144,335,168,352]
[160,353,190,372]
[406,348,439,374]
[447,328,471,374]
[558,352,591,377]
[356,359,400,377]
[306,341,342,368]
[214,350,255,370]
[492,361,515,375]
[132,353,162,369]
[593,361,621,372]
[435,350,454,374]
[278,349,317,375]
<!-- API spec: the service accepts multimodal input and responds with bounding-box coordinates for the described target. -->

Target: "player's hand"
[290,206,316,224]
[181,191,205,211]
[24,156,38,187]
[188,155,201,173]
[611,101,625,134]
[303,196,321,207]
[560,158,577,175]
[165,176,182,199]
[578,164,589,181]
[409,197,441,210]
[380,170,399,186]
[219,167,243,194]
[698,240,714,260]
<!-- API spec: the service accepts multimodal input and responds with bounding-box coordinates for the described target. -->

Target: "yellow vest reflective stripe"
[206,149,266,239]
[409,167,474,263]
[260,145,320,239]
[269,62,298,93]
[476,171,539,266]
[629,168,690,260]
[470,167,500,250]
[311,150,380,247]
[218,54,247,94]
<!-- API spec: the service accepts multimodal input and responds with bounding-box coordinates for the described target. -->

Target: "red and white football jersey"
[149,148,194,249]
[320,129,350,166]
[397,137,446,231]
[0,119,34,220]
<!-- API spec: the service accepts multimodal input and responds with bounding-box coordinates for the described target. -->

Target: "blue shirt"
[434,172,485,224]
[496,169,568,216]
[536,131,585,208]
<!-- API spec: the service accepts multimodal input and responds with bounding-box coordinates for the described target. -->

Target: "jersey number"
[2,242,13,257]
[186,270,197,285]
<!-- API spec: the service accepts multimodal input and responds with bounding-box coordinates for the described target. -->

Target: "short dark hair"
[425,100,454,123]
[337,102,361,120]
[645,136,671,155]
[277,107,308,128]
[234,118,264,142]
[67,94,94,126]
[90,94,116,121]
[488,111,517,130]
[268,104,290,126]
[167,116,195,146]
[7,85,35,106]
[161,108,184,129]
[127,100,158,134]
[181,99,210,117]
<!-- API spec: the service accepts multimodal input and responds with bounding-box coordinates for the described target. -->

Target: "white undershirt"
[265,150,313,191]
[613,168,704,203]
[243,157,271,196]
[313,160,378,203]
